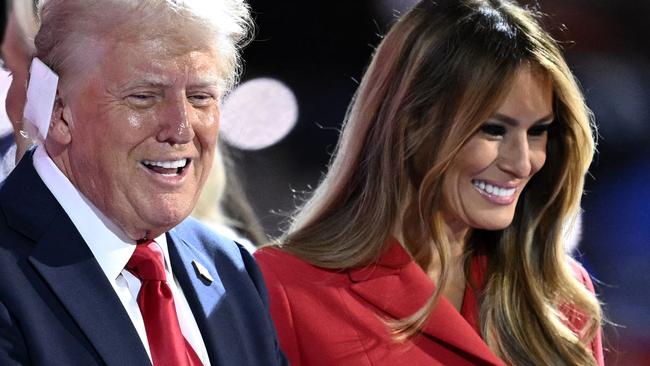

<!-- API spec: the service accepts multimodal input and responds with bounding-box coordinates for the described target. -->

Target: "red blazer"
[255,240,603,366]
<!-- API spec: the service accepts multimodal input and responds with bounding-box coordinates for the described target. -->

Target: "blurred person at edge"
[0,0,287,365]
[255,0,604,365]
[0,0,265,253]
[0,0,36,166]
[193,142,267,252]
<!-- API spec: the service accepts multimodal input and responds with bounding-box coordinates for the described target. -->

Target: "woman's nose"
[497,134,532,178]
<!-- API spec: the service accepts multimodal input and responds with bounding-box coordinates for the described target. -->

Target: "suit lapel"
[167,229,226,366]
[28,216,150,365]
[2,154,150,366]
[348,240,504,366]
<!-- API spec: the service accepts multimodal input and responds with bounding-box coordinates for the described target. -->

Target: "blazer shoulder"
[567,256,596,294]
[254,248,294,288]
[564,256,605,366]
[254,247,347,285]
[254,246,292,267]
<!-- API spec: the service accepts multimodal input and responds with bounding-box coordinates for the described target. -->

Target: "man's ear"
[48,92,73,145]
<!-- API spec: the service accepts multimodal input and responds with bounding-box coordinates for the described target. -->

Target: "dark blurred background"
[229,1,649,364]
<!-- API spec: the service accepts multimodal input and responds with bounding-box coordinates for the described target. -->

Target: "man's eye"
[126,94,156,107]
[480,123,507,137]
[130,94,154,100]
[188,94,214,106]
[528,123,551,137]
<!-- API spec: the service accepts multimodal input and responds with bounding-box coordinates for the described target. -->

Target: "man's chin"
[121,213,191,241]
[145,215,189,239]
[141,228,173,241]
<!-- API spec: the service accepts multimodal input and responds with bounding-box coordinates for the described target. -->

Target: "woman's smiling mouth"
[472,179,517,205]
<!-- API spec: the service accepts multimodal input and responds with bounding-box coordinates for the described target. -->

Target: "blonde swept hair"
[278,0,602,365]
[35,0,253,95]
[192,142,266,246]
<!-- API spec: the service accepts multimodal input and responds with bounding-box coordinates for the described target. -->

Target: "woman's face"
[442,66,553,232]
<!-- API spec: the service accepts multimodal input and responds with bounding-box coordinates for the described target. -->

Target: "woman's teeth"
[472,179,516,197]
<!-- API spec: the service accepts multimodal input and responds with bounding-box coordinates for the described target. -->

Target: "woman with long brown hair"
[255,0,604,365]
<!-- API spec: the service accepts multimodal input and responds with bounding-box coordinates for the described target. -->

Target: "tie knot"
[126,240,166,281]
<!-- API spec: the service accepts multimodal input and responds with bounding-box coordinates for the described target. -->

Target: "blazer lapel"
[167,229,226,365]
[348,240,504,366]
[3,154,150,366]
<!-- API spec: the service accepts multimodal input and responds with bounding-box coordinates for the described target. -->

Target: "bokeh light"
[220,77,298,150]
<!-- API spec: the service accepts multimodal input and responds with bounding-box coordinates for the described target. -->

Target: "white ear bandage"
[23,58,59,141]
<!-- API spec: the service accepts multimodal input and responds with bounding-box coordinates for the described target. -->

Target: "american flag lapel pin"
[191,260,214,284]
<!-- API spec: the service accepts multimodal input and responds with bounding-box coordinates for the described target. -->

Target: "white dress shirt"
[33,145,211,365]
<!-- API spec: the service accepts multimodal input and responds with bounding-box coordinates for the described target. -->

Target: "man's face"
[55,38,223,240]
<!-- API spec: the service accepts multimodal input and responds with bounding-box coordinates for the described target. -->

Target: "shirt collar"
[32,145,173,280]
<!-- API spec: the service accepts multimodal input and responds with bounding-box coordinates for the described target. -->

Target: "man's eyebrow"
[118,77,173,90]
[117,76,222,90]
[491,112,555,126]
[187,76,222,88]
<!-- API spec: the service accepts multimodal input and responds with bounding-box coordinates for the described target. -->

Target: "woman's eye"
[480,123,507,137]
[528,123,551,137]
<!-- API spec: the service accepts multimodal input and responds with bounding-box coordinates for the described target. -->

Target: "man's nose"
[156,97,195,145]
[497,135,532,178]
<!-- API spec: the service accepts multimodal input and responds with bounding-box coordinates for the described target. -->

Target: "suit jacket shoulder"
[0,155,287,366]
[0,153,151,365]
[566,257,605,366]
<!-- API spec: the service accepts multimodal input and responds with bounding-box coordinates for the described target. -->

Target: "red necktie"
[126,240,203,366]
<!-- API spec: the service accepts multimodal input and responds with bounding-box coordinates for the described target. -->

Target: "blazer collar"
[348,238,505,366]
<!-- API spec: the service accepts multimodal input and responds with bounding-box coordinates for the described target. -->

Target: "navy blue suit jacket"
[0,152,288,365]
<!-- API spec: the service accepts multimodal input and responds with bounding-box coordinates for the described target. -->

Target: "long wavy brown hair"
[278,1,602,365]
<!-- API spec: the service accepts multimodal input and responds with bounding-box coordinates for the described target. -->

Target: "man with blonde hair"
[0,1,287,365]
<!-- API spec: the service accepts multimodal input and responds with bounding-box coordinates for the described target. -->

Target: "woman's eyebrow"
[491,112,554,126]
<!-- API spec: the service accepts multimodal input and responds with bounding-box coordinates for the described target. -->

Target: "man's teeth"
[142,159,188,169]
[472,180,515,197]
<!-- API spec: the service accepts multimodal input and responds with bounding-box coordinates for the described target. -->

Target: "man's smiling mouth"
[141,158,190,176]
